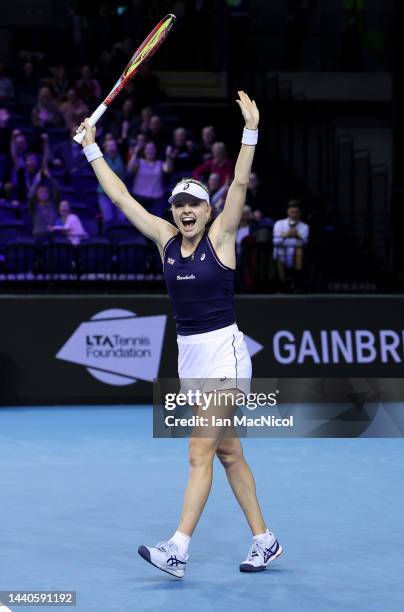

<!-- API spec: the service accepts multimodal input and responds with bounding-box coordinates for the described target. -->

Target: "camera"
[288,220,297,227]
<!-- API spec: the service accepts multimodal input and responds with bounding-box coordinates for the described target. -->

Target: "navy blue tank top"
[163,231,235,335]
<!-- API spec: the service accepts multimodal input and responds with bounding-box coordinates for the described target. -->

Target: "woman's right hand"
[76,119,96,147]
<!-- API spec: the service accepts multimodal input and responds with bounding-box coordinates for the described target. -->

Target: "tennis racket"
[73,13,176,144]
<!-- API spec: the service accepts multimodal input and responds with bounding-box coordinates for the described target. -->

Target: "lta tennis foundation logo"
[56,309,167,385]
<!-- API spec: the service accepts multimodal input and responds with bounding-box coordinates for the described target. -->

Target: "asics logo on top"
[200,253,206,261]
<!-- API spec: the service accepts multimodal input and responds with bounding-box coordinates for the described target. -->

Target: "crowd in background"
[0,52,309,289]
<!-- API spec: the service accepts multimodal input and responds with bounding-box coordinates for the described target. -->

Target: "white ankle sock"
[253,529,272,541]
[170,530,191,556]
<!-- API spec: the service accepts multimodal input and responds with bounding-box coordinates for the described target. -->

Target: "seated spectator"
[0,63,15,103]
[30,181,59,242]
[32,86,61,129]
[195,125,216,163]
[12,133,50,201]
[75,65,101,104]
[127,141,173,217]
[50,200,88,245]
[59,89,89,131]
[273,200,309,289]
[98,138,126,225]
[208,172,228,213]
[193,142,234,186]
[49,65,71,101]
[167,127,196,183]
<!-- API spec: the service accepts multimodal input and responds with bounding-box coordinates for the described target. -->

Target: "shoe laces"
[246,539,264,561]
[156,540,177,554]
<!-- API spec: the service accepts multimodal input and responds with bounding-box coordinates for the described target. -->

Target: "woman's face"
[145,142,156,160]
[171,199,211,237]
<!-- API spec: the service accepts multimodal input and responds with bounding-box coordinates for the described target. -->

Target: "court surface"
[1,405,403,612]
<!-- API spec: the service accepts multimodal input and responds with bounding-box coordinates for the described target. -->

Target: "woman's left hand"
[236,90,259,130]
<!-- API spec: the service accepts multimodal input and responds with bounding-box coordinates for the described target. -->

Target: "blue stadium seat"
[77,239,112,275]
[114,241,152,275]
[4,238,36,276]
[105,223,146,244]
[0,221,30,244]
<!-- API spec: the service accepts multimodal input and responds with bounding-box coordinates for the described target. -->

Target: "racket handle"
[72,103,108,144]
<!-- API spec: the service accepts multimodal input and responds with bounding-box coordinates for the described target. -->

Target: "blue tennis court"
[1,406,403,612]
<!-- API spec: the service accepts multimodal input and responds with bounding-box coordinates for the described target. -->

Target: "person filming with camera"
[273,200,309,290]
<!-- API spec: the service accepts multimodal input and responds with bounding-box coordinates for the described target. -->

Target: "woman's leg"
[216,436,267,535]
[176,390,239,536]
[177,437,219,535]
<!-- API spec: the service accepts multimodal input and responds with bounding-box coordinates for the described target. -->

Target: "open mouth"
[182,217,196,230]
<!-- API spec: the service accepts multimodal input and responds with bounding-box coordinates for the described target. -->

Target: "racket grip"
[72,103,108,144]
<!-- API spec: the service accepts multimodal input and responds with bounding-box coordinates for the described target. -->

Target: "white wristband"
[241,127,258,146]
[83,143,103,163]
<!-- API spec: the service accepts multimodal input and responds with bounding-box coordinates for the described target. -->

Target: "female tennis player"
[76,91,282,577]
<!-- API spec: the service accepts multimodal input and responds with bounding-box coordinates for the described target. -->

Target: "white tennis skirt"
[177,323,252,396]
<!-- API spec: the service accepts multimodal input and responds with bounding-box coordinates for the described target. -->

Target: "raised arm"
[215,91,259,236]
[76,119,176,248]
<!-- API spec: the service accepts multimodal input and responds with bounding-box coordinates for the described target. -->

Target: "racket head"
[123,14,176,80]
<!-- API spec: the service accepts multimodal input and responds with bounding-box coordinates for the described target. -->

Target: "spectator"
[128,133,146,161]
[138,106,153,135]
[50,65,71,101]
[195,125,216,163]
[132,64,163,111]
[32,87,61,129]
[236,205,253,257]
[0,63,15,103]
[208,172,228,213]
[9,129,29,185]
[148,115,169,157]
[75,65,101,104]
[50,200,88,245]
[166,127,196,182]
[59,89,89,131]
[273,200,309,288]
[193,141,234,186]
[246,171,264,215]
[98,138,126,225]
[110,99,137,143]
[127,141,173,217]
[51,126,87,181]
[30,181,59,241]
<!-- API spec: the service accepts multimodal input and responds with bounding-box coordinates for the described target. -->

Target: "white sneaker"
[240,531,283,572]
[138,540,188,578]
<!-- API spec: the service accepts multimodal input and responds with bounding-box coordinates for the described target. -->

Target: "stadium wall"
[0,294,403,405]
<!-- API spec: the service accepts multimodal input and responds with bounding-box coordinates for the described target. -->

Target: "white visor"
[168,181,210,204]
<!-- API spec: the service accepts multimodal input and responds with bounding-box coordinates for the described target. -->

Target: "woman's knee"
[216,440,243,469]
[188,439,216,468]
